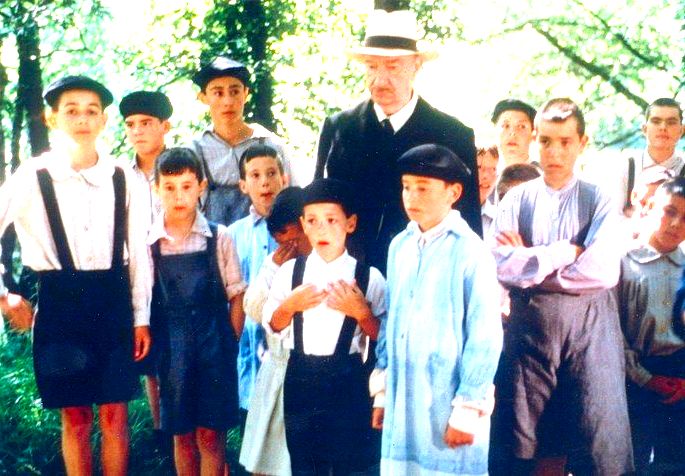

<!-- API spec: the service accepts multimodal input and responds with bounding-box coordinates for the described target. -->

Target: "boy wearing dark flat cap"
[263,178,386,474]
[188,55,292,227]
[492,98,537,168]
[119,89,173,451]
[371,144,502,475]
[0,75,151,475]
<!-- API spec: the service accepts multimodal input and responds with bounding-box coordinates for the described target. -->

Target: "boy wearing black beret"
[371,144,502,474]
[492,98,537,167]
[188,55,293,226]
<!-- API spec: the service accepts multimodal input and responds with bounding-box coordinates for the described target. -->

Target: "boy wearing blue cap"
[0,75,151,475]
[189,55,292,226]
[371,144,502,475]
[263,178,386,475]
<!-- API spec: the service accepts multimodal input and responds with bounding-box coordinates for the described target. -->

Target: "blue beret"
[44,75,113,108]
[193,56,250,90]
[397,144,471,183]
[119,91,173,120]
[302,178,356,215]
[491,98,537,124]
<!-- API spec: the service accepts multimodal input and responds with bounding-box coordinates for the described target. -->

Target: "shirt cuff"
[448,385,495,433]
[226,281,248,301]
[133,307,150,327]
[548,240,578,271]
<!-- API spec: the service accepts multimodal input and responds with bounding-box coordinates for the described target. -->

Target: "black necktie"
[380,118,394,135]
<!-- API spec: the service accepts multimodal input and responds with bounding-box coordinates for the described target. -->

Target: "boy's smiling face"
[647,191,685,253]
[301,203,356,263]
[239,155,287,216]
[155,170,206,224]
[48,89,107,146]
[402,174,462,232]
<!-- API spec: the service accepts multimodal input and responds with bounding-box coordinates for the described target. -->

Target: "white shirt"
[373,92,419,133]
[263,250,386,357]
[0,149,152,326]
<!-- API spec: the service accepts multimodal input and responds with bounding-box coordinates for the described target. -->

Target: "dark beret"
[44,75,113,108]
[302,178,356,215]
[267,186,306,235]
[119,91,173,120]
[192,56,250,90]
[397,144,471,183]
[491,98,537,124]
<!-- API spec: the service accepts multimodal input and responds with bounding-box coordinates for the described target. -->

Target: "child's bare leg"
[98,402,129,476]
[144,376,162,429]
[196,427,226,476]
[175,431,200,476]
[61,406,94,476]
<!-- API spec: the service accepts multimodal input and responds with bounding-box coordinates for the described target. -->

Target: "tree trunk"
[374,0,410,11]
[16,17,49,157]
[242,0,275,130]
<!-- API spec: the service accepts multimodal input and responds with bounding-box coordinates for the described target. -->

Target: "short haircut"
[238,143,283,180]
[656,176,685,200]
[535,98,585,136]
[477,145,499,160]
[497,163,541,199]
[267,186,305,236]
[154,147,204,184]
[645,98,683,122]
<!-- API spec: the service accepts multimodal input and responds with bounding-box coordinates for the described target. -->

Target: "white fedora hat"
[348,10,438,61]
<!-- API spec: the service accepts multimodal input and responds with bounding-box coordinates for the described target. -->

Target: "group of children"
[1,51,685,476]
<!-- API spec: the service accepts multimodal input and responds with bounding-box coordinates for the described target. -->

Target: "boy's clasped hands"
[284,279,370,321]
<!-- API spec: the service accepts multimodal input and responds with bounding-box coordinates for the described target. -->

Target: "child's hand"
[272,241,299,266]
[443,424,475,448]
[652,376,685,405]
[283,284,327,314]
[326,280,372,322]
[496,230,525,247]
[134,326,151,361]
[371,407,384,430]
[646,375,679,398]
[0,293,34,331]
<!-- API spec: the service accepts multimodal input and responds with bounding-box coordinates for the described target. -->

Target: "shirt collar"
[308,249,352,272]
[147,210,212,245]
[642,149,683,171]
[204,122,273,146]
[627,242,685,266]
[481,200,497,220]
[543,175,578,196]
[407,210,469,246]
[44,148,116,186]
[373,92,419,133]
[249,204,266,224]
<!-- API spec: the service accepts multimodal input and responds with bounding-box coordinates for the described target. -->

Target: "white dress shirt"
[263,250,386,357]
[373,92,419,133]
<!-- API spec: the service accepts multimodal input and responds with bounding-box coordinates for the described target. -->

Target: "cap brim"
[347,46,438,61]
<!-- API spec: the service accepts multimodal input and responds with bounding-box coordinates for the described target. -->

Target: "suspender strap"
[112,167,127,269]
[572,181,597,247]
[36,169,76,270]
[333,261,370,357]
[291,256,307,354]
[625,156,635,211]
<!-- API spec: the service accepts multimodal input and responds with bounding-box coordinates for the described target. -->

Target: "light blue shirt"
[227,207,278,410]
[378,210,502,475]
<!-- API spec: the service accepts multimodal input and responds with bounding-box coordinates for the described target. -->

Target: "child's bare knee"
[98,403,128,435]
[195,427,224,453]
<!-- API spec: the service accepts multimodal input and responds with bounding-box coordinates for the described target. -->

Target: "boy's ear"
[345,213,358,234]
[45,110,57,129]
[162,120,171,134]
[449,183,463,204]
[198,91,208,105]
[282,172,290,187]
[578,134,589,152]
[199,178,208,194]
[238,179,248,195]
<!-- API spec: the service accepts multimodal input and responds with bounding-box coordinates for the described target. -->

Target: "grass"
[0,331,243,475]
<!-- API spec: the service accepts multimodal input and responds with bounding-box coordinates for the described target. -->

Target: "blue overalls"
[151,223,240,434]
[32,167,137,409]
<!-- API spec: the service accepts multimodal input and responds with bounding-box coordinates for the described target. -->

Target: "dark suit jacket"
[315,97,481,273]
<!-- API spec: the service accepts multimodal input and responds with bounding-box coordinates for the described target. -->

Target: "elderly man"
[315,9,481,273]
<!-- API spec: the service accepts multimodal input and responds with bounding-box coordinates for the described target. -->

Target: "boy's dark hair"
[645,98,683,122]
[154,147,205,184]
[238,143,284,180]
[535,97,585,136]
[497,163,541,199]
[657,177,685,200]
[477,145,499,160]
[267,186,305,236]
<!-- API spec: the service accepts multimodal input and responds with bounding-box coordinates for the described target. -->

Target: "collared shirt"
[0,149,152,326]
[619,242,685,386]
[493,176,622,292]
[147,211,246,300]
[481,199,497,239]
[187,123,293,188]
[263,250,386,357]
[131,157,161,225]
[373,92,419,133]
[227,206,277,285]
